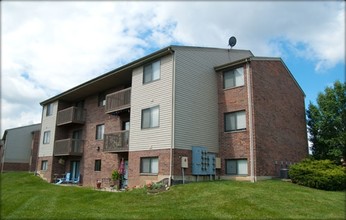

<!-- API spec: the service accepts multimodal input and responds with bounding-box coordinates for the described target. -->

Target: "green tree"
[307,81,346,164]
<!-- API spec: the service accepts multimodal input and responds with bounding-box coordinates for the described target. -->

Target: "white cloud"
[1,1,344,134]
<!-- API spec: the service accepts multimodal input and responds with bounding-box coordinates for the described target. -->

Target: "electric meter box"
[192,146,216,175]
[181,156,188,168]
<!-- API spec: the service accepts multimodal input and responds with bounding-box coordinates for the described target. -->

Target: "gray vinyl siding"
[129,54,173,151]
[173,47,253,153]
[38,101,58,157]
[2,124,41,163]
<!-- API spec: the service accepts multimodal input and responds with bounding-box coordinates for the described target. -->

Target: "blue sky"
[1,1,345,135]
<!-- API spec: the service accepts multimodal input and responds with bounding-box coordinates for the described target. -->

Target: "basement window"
[41,160,48,171]
[140,157,158,174]
[226,159,248,175]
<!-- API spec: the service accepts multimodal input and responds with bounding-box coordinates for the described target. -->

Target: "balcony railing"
[105,88,131,114]
[54,139,84,156]
[103,131,129,152]
[57,107,86,126]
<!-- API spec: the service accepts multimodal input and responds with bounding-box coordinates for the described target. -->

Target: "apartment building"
[1,124,41,172]
[36,46,308,187]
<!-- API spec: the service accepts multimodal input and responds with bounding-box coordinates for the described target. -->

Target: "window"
[141,106,159,129]
[46,103,53,116]
[226,159,248,175]
[96,124,105,140]
[143,60,160,84]
[225,111,246,132]
[41,160,48,171]
[98,92,106,107]
[94,160,101,171]
[43,131,51,144]
[223,67,244,89]
[140,157,158,174]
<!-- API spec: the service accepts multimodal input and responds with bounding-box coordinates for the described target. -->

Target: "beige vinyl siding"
[129,54,173,151]
[38,101,58,157]
[173,47,253,153]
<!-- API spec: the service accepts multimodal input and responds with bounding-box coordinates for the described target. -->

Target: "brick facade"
[1,162,30,171]
[36,156,54,182]
[37,48,308,187]
[29,130,40,172]
[128,149,171,187]
[251,60,308,177]
[216,59,308,179]
[218,63,251,176]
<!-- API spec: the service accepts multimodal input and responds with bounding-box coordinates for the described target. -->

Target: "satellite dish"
[228,36,237,48]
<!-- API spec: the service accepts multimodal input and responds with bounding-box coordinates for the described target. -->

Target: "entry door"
[123,160,128,188]
[70,161,80,181]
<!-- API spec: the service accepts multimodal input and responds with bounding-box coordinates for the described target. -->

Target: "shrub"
[289,159,346,191]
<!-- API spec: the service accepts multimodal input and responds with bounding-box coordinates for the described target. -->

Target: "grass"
[1,172,345,219]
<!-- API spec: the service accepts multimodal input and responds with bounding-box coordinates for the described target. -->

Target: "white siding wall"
[38,101,58,157]
[174,47,252,153]
[129,55,173,151]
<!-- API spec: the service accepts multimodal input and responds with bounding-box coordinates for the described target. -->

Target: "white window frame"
[41,160,48,171]
[223,67,244,89]
[226,159,248,175]
[143,60,160,84]
[140,157,158,174]
[43,131,50,144]
[225,110,246,132]
[46,103,53,116]
[96,124,105,140]
[141,106,159,129]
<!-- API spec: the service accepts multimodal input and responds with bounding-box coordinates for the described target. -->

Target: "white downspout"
[169,51,176,186]
[246,62,256,182]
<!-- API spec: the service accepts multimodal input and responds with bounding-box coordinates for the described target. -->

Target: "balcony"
[54,139,83,156]
[103,131,129,153]
[105,88,131,114]
[57,107,86,126]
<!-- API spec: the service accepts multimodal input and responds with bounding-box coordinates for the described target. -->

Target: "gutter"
[169,49,176,186]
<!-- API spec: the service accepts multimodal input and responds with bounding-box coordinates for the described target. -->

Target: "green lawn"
[1,172,345,219]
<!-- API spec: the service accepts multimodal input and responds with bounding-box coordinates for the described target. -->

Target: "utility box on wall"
[181,156,188,168]
[215,157,221,169]
[192,146,216,175]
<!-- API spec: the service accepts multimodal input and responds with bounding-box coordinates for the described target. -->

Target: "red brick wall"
[128,149,171,187]
[36,156,54,182]
[2,162,29,171]
[251,60,308,176]
[81,93,122,187]
[173,149,192,176]
[217,64,251,175]
[52,87,129,187]
[29,130,40,172]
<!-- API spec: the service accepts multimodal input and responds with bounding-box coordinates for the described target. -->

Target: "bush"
[289,159,346,191]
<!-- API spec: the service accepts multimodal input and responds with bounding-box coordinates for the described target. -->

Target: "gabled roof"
[40,46,175,105]
[214,56,305,96]
[40,45,253,106]
[1,123,41,141]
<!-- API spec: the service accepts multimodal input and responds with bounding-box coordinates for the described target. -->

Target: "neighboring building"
[1,124,41,172]
[36,46,308,187]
